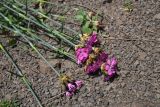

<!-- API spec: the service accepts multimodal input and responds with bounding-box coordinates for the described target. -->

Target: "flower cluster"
[101,57,117,81]
[75,32,118,81]
[60,75,83,97]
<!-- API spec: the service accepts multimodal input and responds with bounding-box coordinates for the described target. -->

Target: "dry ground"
[0,0,160,107]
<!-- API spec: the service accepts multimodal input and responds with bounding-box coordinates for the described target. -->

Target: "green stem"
[22,77,43,107]
[0,43,43,107]
[0,12,61,77]
[25,38,61,77]
[0,22,76,62]
[4,0,80,43]
[0,43,23,76]
[0,2,75,47]
[16,25,76,61]
[21,0,79,36]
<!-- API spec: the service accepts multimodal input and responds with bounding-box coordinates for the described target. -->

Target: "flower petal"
[75,80,84,89]
[98,52,108,62]
[111,57,117,66]
[107,68,114,76]
[104,57,117,77]
[107,58,111,65]
[75,47,91,64]
[67,83,76,92]
[85,61,100,74]
[66,91,73,97]
[85,52,108,74]
[86,32,99,46]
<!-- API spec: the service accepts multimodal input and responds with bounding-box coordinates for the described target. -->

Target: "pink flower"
[85,52,108,74]
[85,60,101,74]
[66,91,73,97]
[105,57,117,76]
[103,57,117,81]
[86,32,99,47]
[65,80,84,97]
[75,80,84,89]
[67,83,76,92]
[98,52,108,62]
[75,47,91,64]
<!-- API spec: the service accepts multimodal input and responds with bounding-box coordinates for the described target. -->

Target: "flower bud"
[67,83,76,92]
[75,80,83,89]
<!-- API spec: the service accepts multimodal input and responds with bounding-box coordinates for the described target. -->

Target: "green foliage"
[75,9,87,23]
[75,9,99,34]
[75,15,84,22]
[82,21,92,34]
[0,100,18,107]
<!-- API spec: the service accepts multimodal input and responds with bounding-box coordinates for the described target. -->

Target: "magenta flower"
[105,57,117,75]
[104,57,117,81]
[65,80,84,97]
[75,47,91,65]
[65,91,73,97]
[86,32,99,47]
[85,60,101,74]
[75,80,84,89]
[67,83,76,92]
[85,52,108,74]
[98,52,108,62]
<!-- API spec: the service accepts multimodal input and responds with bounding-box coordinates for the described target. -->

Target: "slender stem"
[0,43,43,107]
[20,0,79,36]
[0,2,75,47]
[16,25,76,61]
[0,22,76,62]
[0,3,77,60]
[0,12,61,77]
[22,77,43,107]
[6,70,23,77]
[0,43,23,76]
[4,0,79,43]
[23,37,61,77]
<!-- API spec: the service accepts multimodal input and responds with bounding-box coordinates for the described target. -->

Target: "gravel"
[1,0,160,106]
